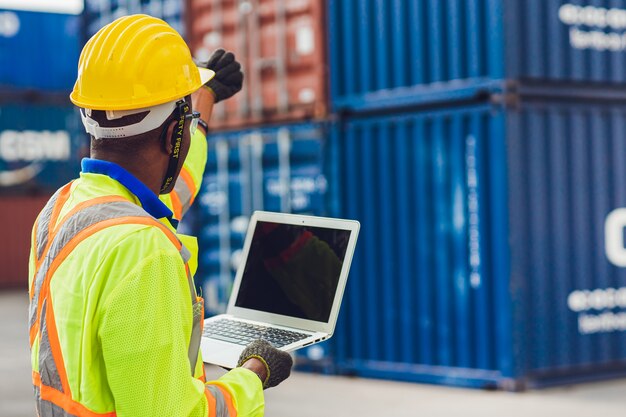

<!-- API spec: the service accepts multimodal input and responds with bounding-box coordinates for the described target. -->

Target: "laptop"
[200,210,360,369]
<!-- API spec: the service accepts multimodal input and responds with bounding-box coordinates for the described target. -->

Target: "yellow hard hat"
[70,14,214,111]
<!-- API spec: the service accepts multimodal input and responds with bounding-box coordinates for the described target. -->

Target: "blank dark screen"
[235,221,351,322]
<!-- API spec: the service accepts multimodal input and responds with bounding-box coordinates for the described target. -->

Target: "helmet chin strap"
[159,100,190,194]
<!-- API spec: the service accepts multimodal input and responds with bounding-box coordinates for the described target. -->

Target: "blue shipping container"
[84,0,184,38]
[328,0,626,111]
[325,98,626,389]
[0,10,82,92]
[0,101,87,194]
[196,123,331,315]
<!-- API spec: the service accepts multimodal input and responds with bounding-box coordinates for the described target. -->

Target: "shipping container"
[0,100,88,194]
[0,195,50,288]
[195,122,331,314]
[328,0,626,111]
[187,0,328,130]
[0,9,82,92]
[84,0,185,37]
[319,96,626,389]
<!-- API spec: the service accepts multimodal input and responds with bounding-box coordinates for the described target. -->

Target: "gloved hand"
[237,339,293,389]
[200,49,244,103]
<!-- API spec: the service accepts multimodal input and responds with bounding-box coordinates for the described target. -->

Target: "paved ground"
[3,289,626,417]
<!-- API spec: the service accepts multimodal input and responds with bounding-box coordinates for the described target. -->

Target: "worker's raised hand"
[237,339,293,389]
[200,49,244,103]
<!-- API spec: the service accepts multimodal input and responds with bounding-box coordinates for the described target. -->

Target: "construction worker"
[28,14,292,417]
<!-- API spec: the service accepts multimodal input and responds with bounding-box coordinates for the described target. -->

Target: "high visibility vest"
[29,181,203,415]
[28,131,264,417]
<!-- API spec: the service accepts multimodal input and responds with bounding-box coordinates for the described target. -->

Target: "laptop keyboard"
[203,318,310,348]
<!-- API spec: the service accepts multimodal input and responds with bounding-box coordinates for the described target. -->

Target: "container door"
[188,0,328,129]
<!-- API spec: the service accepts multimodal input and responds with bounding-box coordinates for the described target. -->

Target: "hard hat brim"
[198,67,215,85]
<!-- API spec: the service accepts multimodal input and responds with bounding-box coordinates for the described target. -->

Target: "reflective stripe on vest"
[169,167,197,220]
[34,185,63,263]
[173,169,194,215]
[30,196,202,416]
[33,373,117,417]
[34,385,74,417]
[205,385,233,417]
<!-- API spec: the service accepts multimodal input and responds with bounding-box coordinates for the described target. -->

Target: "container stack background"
[0,2,85,288]
[190,0,626,389]
[2,0,626,391]
[323,0,626,389]
[185,0,333,315]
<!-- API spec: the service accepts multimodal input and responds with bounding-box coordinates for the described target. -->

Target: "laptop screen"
[234,220,352,323]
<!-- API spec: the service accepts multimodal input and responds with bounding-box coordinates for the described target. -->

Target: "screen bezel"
[226,211,360,334]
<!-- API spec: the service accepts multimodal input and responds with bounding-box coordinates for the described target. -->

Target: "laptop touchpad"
[201,339,245,369]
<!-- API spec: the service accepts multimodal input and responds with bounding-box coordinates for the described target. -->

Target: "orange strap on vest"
[29,187,202,417]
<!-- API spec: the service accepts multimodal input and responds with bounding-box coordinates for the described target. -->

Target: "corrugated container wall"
[196,123,332,315]
[0,10,81,92]
[187,0,328,130]
[0,101,87,194]
[506,98,626,379]
[85,0,185,37]
[328,0,626,111]
[325,98,626,388]
[0,195,51,288]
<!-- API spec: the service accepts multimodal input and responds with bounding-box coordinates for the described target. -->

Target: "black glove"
[237,339,293,389]
[200,49,244,103]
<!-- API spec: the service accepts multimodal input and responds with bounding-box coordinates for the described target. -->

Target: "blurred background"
[2,0,626,415]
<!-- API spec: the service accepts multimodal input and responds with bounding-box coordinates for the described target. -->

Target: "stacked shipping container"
[187,0,328,129]
[329,98,626,388]
[0,10,82,92]
[328,0,626,110]
[322,0,626,389]
[191,0,626,389]
[186,0,332,316]
[85,0,185,37]
[0,100,87,194]
[0,0,189,286]
[0,3,85,288]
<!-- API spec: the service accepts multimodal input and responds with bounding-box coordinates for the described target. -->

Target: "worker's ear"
[161,119,178,155]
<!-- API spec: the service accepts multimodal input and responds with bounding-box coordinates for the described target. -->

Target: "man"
[28,14,292,417]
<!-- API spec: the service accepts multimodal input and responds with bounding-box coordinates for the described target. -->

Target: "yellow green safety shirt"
[28,130,264,417]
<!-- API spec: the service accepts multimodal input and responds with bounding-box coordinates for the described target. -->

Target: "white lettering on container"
[568,287,626,334]
[559,3,626,51]
[568,287,626,312]
[578,312,626,334]
[605,208,626,267]
[0,130,71,162]
[466,135,482,289]
[295,25,315,55]
[0,11,19,37]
